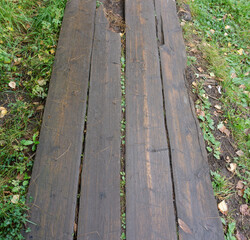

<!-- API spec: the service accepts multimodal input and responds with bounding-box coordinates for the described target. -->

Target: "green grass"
[178,0,249,237]
[0,0,67,239]
[211,171,233,199]
[187,0,250,161]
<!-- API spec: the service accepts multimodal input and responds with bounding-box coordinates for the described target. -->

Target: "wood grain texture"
[77,7,121,240]
[125,0,177,239]
[25,0,96,239]
[157,0,225,239]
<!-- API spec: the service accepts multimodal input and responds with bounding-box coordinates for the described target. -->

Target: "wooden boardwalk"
[25,0,224,239]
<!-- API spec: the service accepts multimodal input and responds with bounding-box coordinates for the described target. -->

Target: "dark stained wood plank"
[25,0,96,239]
[156,1,225,239]
[77,7,121,240]
[125,0,177,239]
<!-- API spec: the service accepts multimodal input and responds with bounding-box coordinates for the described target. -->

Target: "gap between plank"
[73,6,97,240]
[120,32,127,240]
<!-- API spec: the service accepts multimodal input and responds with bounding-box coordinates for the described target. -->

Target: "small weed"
[193,82,221,159]
[210,171,233,199]
[121,232,126,240]
[243,187,250,203]
[21,133,39,152]
[96,1,102,9]
[225,221,236,240]
[120,171,126,197]
[121,213,126,230]
[187,55,197,66]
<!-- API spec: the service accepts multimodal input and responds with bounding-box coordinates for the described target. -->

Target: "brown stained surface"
[125,0,177,239]
[156,0,224,239]
[25,0,96,239]
[77,6,121,240]
[25,0,225,239]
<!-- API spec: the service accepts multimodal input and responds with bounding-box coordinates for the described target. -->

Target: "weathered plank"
[77,7,121,240]
[157,0,225,239]
[25,0,96,239]
[125,0,177,239]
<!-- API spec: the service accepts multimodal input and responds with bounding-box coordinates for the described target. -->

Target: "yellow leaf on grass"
[237,48,244,55]
[11,195,20,204]
[0,107,7,118]
[50,49,55,54]
[210,29,215,34]
[9,81,16,89]
[231,72,237,78]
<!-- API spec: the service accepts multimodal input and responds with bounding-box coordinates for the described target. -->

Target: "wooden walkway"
[25,0,224,239]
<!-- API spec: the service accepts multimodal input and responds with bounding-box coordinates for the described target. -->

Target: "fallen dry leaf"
[217,85,222,94]
[236,150,244,157]
[178,219,192,234]
[237,189,244,197]
[16,174,24,181]
[218,123,230,137]
[0,140,6,146]
[74,222,77,233]
[237,48,244,55]
[236,230,247,240]
[210,72,215,77]
[0,107,7,118]
[227,163,237,173]
[190,48,198,53]
[236,181,244,190]
[244,129,250,135]
[188,43,195,48]
[192,81,197,87]
[213,111,219,117]
[37,79,46,86]
[240,204,250,216]
[9,81,16,89]
[197,109,205,117]
[14,58,22,65]
[239,85,246,89]
[218,200,228,215]
[226,156,231,163]
[50,49,55,54]
[231,72,237,78]
[11,195,20,204]
[210,29,215,34]
[36,105,44,111]
[198,67,204,73]
[215,105,222,110]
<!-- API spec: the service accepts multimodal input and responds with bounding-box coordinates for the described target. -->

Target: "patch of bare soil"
[99,0,125,33]
[177,3,250,239]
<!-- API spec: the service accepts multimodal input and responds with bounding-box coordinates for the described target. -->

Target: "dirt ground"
[177,4,250,238]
